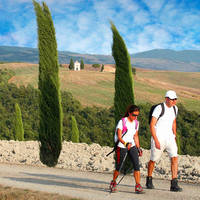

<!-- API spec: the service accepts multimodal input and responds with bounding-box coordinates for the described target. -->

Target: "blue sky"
[0,0,200,55]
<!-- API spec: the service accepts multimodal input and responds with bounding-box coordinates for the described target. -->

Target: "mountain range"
[0,46,200,72]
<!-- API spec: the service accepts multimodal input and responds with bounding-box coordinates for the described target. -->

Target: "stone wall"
[0,140,199,183]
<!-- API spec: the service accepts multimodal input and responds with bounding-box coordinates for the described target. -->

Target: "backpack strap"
[135,119,139,130]
[173,106,177,117]
[157,103,165,121]
[122,117,127,134]
[122,117,139,132]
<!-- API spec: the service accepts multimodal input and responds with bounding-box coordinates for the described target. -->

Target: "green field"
[1,63,200,113]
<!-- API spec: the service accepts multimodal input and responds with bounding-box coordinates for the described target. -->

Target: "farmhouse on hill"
[74,61,80,71]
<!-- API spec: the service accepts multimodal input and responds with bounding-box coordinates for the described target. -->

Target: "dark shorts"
[115,146,140,171]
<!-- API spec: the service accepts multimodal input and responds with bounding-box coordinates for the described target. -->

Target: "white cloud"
[134,10,150,25]
[143,0,165,13]
[10,19,37,47]
[1,0,200,54]
[117,0,139,12]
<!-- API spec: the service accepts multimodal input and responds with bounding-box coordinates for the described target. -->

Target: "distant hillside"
[0,46,200,72]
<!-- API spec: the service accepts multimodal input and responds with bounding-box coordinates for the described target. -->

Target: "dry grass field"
[1,62,200,113]
[0,184,80,200]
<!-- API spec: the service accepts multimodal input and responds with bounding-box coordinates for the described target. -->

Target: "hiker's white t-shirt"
[152,103,178,140]
[116,117,139,148]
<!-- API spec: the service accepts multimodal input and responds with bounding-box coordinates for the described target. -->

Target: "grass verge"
[0,184,80,200]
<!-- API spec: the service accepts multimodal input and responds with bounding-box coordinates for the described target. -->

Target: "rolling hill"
[0,62,199,113]
[1,46,200,72]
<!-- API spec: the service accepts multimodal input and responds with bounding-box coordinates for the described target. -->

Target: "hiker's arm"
[117,128,126,146]
[134,131,140,148]
[172,119,177,137]
[150,117,160,149]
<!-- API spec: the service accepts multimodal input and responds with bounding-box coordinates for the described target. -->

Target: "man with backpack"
[146,90,182,192]
[109,105,143,194]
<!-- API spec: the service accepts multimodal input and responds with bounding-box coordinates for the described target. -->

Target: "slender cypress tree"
[33,0,63,167]
[80,59,84,70]
[71,116,79,143]
[101,64,104,72]
[69,58,74,70]
[14,103,24,141]
[110,22,135,125]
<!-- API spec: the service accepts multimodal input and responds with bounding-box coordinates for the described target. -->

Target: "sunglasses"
[169,98,177,101]
[131,113,139,117]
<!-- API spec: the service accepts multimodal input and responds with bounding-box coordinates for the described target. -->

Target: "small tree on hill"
[71,115,79,143]
[132,67,136,75]
[92,64,101,68]
[80,59,84,70]
[101,64,104,72]
[69,58,74,70]
[14,103,24,141]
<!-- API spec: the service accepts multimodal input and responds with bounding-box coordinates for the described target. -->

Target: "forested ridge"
[0,69,199,156]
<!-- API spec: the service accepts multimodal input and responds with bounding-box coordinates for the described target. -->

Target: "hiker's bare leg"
[171,157,178,179]
[134,170,140,184]
[113,170,119,181]
[148,160,155,177]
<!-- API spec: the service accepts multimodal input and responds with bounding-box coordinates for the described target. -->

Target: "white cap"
[165,90,177,99]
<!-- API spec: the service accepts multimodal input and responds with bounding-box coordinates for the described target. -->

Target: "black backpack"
[149,103,176,124]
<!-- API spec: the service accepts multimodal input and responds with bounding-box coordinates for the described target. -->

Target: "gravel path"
[0,163,199,200]
[0,140,200,199]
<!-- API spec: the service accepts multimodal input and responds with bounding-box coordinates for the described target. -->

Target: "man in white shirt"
[146,90,182,192]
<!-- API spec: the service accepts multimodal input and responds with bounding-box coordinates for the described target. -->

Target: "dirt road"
[0,163,199,200]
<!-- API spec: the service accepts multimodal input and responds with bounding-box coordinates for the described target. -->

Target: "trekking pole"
[117,150,128,185]
[117,166,132,185]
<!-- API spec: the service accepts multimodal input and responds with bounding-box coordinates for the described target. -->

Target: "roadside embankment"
[0,140,199,183]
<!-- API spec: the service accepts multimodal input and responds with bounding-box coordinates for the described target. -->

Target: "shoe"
[135,184,144,194]
[170,178,182,192]
[146,176,154,189]
[110,180,117,192]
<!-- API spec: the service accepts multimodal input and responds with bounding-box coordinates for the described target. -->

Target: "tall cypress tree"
[101,64,104,72]
[71,116,79,143]
[110,22,135,125]
[80,59,84,70]
[33,0,63,167]
[14,103,24,141]
[111,22,135,173]
[69,58,74,70]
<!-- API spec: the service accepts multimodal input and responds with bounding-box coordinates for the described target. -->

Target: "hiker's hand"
[155,139,161,150]
[138,148,143,157]
[126,142,132,150]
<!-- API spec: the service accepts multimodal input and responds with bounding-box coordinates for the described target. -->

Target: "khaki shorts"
[150,136,178,162]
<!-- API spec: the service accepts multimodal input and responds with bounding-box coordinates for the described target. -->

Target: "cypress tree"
[71,116,79,143]
[69,58,74,70]
[101,64,104,72]
[80,59,84,70]
[111,22,135,173]
[33,0,63,167]
[110,22,135,125]
[14,103,24,141]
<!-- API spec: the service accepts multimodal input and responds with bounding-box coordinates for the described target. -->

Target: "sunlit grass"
[2,63,200,113]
